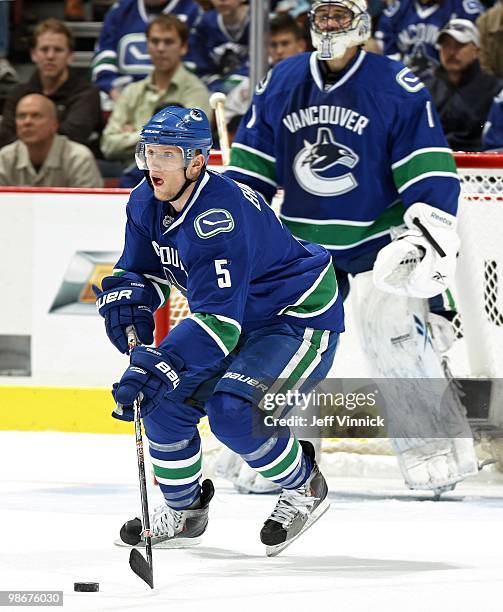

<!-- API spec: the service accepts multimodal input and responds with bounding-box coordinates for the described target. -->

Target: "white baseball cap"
[437,18,480,47]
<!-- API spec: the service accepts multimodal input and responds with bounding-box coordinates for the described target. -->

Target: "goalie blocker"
[373,202,460,299]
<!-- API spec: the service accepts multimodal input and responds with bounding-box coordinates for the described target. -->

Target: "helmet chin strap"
[169,167,200,203]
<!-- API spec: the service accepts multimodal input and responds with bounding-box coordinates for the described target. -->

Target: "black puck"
[74,582,99,592]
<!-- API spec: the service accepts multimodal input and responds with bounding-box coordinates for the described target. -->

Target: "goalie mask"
[309,0,371,60]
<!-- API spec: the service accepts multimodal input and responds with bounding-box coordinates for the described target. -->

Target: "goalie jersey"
[114,171,344,373]
[226,50,461,265]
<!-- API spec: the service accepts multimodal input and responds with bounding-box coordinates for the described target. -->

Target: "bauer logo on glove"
[95,289,133,308]
[111,346,184,420]
[92,272,163,354]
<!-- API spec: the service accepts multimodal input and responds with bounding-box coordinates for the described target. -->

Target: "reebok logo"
[432,271,446,282]
[431,212,452,226]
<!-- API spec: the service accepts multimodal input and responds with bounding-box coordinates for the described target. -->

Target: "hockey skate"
[116,479,214,549]
[260,441,330,557]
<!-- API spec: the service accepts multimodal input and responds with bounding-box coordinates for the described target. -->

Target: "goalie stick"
[209,92,230,167]
[126,325,154,589]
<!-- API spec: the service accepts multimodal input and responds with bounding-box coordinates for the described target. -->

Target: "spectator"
[91,0,202,101]
[224,13,306,133]
[0,94,103,187]
[0,0,18,83]
[482,88,503,150]
[100,14,211,183]
[268,13,307,65]
[424,19,502,151]
[187,0,250,93]
[64,0,86,21]
[477,1,503,78]
[0,18,102,150]
[376,0,484,80]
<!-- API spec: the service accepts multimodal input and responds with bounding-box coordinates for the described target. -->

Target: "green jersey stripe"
[270,443,303,482]
[392,150,457,191]
[229,145,277,184]
[144,274,170,307]
[152,456,202,480]
[259,437,300,479]
[279,261,338,318]
[277,329,325,395]
[281,202,404,248]
[192,313,241,354]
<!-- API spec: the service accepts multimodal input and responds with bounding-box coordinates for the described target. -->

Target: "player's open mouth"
[152,176,164,187]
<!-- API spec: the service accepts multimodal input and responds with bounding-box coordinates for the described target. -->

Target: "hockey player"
[225,0,479,495]
[93,106,344,555]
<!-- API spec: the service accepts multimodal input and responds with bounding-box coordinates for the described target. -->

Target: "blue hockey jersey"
[91,0,201,93]
[225,50,460,265]
[483,88,503,151]
[114,171,344,373]
[375,0,482,67]
[186,9,250,93]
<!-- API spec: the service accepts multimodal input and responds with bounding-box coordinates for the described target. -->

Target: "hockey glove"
[373,203,459,298]
[112,346,184,420]
[93,273,162,354]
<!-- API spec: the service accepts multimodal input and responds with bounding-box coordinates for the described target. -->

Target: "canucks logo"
[117,33,151,75]
[293,127,359,197]
[194,209,235,239]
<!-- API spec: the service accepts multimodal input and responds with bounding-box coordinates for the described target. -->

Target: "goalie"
[225,0,479,495]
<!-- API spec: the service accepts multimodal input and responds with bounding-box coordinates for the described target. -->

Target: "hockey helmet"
[136,106,213,171]
[309,0,370,60]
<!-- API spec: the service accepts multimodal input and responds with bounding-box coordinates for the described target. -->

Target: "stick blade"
[129,548,154,589]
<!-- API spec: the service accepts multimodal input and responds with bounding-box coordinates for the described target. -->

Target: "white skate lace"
[269,485,318,528]
[151,504,184,538]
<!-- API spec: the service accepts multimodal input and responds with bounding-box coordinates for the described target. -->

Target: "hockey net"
[154,152,503,462]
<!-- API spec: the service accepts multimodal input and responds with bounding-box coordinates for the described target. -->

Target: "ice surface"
[1,431,503,612]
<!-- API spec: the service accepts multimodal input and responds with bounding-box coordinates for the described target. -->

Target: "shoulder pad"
[194,208,235,239]
[255,68,273,95]
[395,67,425,93]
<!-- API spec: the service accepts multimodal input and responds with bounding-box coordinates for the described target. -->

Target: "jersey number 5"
[215,259,231,288]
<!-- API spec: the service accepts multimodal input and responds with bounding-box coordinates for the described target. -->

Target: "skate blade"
[114,535,202,549]
[265,498,330,558]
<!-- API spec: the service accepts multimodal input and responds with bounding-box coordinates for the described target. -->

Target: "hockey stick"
[209,92,230,167]
[126,325,154,589]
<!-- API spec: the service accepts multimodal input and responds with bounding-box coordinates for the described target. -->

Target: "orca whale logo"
[293,127,359,196]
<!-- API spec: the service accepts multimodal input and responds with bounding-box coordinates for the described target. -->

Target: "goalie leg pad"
[350,272,478,491]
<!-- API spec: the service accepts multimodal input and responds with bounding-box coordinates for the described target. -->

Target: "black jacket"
[425,60,503,152]
[0,69,102,149]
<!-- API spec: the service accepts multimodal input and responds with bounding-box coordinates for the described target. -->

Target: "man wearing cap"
[424,18,502,151]
[376,0,483,81]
